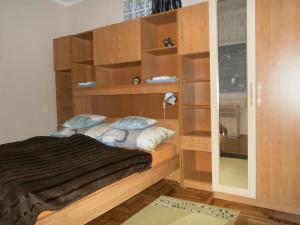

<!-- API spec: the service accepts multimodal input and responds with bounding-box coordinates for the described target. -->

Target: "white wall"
[68,0,123,34]
[68,0,205,34]
[0,0,68,144]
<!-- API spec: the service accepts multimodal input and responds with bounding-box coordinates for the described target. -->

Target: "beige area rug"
[122,196,240,225]
[220,157,248,189]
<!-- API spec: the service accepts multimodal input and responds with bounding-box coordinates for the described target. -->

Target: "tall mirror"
[217,0,248,189]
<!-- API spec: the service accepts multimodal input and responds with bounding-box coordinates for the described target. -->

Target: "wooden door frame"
[209,0,256,198]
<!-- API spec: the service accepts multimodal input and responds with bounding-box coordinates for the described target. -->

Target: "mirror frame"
[209,0,256,198]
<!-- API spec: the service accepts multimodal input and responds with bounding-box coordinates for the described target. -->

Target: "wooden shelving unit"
[53,3,212,192]
[180,49,212,191]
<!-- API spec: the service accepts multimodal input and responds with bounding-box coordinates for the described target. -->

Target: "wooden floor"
[87,180,300,225]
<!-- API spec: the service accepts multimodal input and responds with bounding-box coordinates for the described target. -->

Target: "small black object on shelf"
[163,37,174,47]
[152,0,182,14]
[132,76,141,85]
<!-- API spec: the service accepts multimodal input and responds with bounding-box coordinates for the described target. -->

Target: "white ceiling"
[52,0,85,6]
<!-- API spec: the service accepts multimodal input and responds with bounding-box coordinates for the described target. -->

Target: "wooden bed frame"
[36,119,179,225]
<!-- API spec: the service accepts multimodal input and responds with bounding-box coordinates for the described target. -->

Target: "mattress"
[37,143,177,221]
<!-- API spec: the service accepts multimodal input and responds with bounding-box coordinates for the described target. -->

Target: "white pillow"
[110,116,157,130]
[136,126,175,151]
[84,123,111,139]
[96,126,175,151]
[63,114,106,129]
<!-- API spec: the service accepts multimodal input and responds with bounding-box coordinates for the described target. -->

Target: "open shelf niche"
[95,61,142,87]
[183,150,212,191]
[142,10,177,51]
[72,94,178,120]
[141,10,178,86]
[72,62,95,88]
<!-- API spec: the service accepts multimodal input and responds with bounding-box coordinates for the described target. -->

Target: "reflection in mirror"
[217,0,248,189]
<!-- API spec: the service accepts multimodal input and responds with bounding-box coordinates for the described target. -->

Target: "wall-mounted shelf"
[183,105,210,109]
[96,60,142,68]
[144,46,178,56]
[182,79,210,83]
[74,83,179,96]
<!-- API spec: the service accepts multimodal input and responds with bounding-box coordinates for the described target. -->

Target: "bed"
[0,119,179,225]
[36,144,178,225]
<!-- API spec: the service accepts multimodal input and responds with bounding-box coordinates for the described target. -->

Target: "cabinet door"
[115,19,142,63]
[53,36,71,71]
[93,25,116,66]
[55,72,73,126]
[178,3,209,55]
[256,0,300,211]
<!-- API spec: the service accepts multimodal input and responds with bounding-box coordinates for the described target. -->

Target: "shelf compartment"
[93,94,178,119]
[182,82,210,106]
[74,83,179,96]
[143,53,178,80]
[183,172,212,191]
[72,63,95,87]
[183,150,212,191]
[142,10,177,51]
[96,61,141,87]
[144,46,177,56]
[72,94,178,120]
[181,52,210,82]
[181,132,211,152]
[182,108,211,134]
[71,31,93,63]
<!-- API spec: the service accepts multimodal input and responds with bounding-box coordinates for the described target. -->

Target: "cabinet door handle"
[118,36,121,49]
[257,82,262,106]
[250,82,253,106]
[180,21,184,41]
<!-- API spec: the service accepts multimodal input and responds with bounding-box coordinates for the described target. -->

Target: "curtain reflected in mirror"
[218,0,248,189]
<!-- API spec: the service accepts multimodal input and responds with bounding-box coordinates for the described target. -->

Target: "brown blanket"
[0,134,152,225]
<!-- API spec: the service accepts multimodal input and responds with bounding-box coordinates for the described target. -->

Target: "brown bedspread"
[0,134,152,225]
